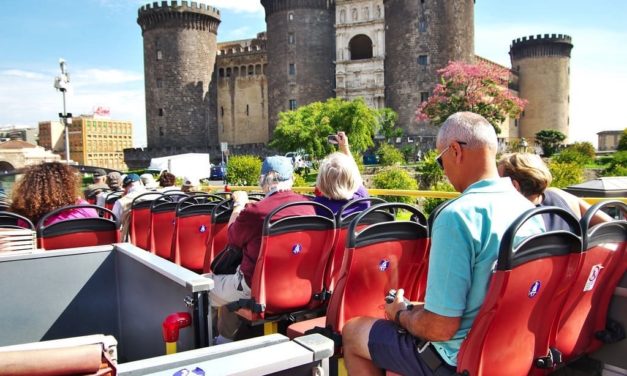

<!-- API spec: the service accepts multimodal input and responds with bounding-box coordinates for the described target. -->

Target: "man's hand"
[232,191,249,206]
[385,288,410,324]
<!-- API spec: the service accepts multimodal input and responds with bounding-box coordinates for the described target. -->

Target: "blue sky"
[0,0,625,147]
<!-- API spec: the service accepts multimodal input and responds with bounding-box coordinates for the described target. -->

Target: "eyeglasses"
[436,141,467,169]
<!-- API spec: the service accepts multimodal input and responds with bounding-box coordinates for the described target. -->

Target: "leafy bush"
[554,142,595,165]
[376,143,405,166]
[292,173,307,187]
[420,181,455,216]
[618,129,627,151]
[601,151,627,176]
[548,161,583,188]
[416,150,444,189]
[372,167,418,204]
[226,155,261,186]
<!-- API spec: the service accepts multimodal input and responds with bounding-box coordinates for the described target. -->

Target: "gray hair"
[437,112,498,152]
[259,171,293,192]
[316,152,362,200]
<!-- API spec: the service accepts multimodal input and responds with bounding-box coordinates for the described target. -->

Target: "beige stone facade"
[37,120,65,153]
[216,35,269,145]
[335,0,385,108]
[597,130,623,152]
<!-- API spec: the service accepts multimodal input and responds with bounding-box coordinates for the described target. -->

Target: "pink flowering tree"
[415,60,527,134]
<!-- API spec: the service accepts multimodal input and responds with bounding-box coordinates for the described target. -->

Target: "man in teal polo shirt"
[343,112,544,375]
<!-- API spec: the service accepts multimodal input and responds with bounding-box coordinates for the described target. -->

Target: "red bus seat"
[553,200,627,362]
[456,206,582,376]
[288,203,428,344]
[37,205,119,250]
[0,211,34,230]
[172,194,224,273]
[128,192,162,249]
[149,192,188,260]
[229,201,336,321]
[203,198,234,273]
[324,197,389,294]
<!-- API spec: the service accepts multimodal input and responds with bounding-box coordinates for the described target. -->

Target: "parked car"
[210,163,226,180]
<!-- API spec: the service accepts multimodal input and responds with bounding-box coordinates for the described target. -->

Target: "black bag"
[210,244,243,275]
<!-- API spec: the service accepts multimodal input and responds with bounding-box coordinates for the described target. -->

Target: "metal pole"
[62,90,70,164]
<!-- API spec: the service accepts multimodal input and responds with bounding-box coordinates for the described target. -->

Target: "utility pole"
[54,58,72,164]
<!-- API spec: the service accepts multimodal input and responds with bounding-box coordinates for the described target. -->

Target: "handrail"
[194,186,626,204]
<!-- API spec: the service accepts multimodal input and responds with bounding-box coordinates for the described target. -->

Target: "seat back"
[324,198,390,292]
[250,201,335,317]
[172,194,223,272]
[326,203,428,334]
[457,206,582,376]
[0,211,34,230]
[37,205,119,250]
[129,192,162,249]
[149,192,188,259]
[554,200,627,360]
[203,198,234,272]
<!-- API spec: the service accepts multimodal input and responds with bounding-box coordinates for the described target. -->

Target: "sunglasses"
[436,141,467,169]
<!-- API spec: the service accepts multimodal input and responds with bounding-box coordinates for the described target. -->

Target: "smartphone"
[327,134,338,144]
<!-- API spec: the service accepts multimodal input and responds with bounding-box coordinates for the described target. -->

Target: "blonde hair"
[498,153,552,197]
[316,152,362,200]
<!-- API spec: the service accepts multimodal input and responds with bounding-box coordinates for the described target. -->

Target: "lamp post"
[519,137,529,153]
[54,58,71,164]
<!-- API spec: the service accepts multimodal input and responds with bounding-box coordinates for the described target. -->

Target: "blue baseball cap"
[123,173,140,187]
[261,156,293,181]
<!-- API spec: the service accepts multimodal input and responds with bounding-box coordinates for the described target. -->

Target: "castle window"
[234,67,239,76]
[220,106,224,117]
[219,68,225,77]
[349,34,373,60]
[246,104,250,116]
[226,68,231,77]
[255,64,261,75]
[418,55,428,65]
[156,79,162,88]
[288,33,295,44]
[288,12,294,21]
[241,66,246,76]
[419,19,427,32]
[289,99,297,110]
[420,92,429,102]
[156,50,163,60]
[158,108,164,117]
[248,65,254,75]
[289,63,295,75]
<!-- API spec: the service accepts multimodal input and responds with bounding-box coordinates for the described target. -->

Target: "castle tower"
[261,0,336,136]
[510,34,573,143]
[383,0,474,142]
[137,1,221,149]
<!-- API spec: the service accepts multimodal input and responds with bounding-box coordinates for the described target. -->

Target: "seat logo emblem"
[528,280,541,298]
[292,243,302,255]
[199,224,207,233]
[584,264,604,292]
[379,259,390,272]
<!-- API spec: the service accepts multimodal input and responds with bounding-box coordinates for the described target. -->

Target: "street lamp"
[53,58,71,164]
[519,137,529,153]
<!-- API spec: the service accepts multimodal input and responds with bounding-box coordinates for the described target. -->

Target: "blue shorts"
[368,320,445,376]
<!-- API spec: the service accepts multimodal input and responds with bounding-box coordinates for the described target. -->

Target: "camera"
[327,134,338,144]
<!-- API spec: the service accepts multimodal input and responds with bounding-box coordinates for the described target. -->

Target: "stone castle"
[125,0,573,167]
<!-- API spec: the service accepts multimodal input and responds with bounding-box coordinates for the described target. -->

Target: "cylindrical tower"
[138,1,221,149]
[510,34,573,142]
[384,0,474,141]
[261,0,336,136]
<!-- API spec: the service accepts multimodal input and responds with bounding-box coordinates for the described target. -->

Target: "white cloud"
[1,69,48,80]
[206,0,263,14]
[73,69,143,86]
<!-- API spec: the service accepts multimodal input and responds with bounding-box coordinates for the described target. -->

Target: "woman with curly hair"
[10,162,98,226]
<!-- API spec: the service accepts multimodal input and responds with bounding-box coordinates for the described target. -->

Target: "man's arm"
[386,289,461,341]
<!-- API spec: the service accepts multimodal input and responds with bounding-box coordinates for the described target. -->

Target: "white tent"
[147,153,210,181]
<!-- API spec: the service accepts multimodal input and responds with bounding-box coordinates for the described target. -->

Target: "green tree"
[416,60,527,134]
[378,108,402,139]
[376,143,405,166]
[548,161,583,188]
[554,142,595,165]
[617,129,627,151]
[535,129,566,157]
[415,150,444,190]
[269,98,388,159]
[372,167,418,204]
[421,181,455,216]
[601,151,627,176]
[226,155,261,186]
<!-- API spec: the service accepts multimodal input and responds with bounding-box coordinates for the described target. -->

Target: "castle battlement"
[510,33,573,59]
[261,0,336,16]
[138,1,221,34]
